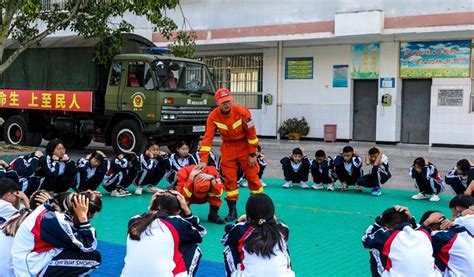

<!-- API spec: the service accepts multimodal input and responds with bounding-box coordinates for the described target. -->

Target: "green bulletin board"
[285,57,313,79]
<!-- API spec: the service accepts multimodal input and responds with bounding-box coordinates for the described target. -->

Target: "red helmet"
[214,88,233,104]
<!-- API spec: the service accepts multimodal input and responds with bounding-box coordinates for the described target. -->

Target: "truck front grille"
[161,106,213,122]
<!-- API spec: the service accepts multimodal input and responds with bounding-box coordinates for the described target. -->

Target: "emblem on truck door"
[131,92,145,110]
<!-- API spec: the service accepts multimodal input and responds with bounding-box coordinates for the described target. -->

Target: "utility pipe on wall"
[276,41,283,139]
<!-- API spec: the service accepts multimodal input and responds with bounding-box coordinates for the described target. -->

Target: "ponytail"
[244,218,284,258]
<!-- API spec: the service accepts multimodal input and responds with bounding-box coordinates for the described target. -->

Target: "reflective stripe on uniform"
[183,187,193,198]
[200,146,211,152]
[213,121,228,130]
[250,187,263,194]
[248,138,259,145]
[226,189,239,196]
[232,119,242,129]
[208,188,224,197]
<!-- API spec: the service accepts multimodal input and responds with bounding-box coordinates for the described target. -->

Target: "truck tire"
[76,135,92,149]
[111,120,146,154]
[28,132,43,147]
[3,116,34,146]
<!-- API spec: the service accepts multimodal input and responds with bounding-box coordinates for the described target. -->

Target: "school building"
[150,0,474,147]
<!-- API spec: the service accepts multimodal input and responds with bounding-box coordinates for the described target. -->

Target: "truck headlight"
[169,114,176,120]
[163,114,169,120]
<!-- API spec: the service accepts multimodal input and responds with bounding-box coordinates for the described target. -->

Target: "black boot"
[208,205,225,224]
[225,200,237,222]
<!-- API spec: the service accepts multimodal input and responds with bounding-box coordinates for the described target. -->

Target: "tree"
[0,0,196,74]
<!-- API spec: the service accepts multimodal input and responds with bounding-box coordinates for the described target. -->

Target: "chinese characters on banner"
[0,90,93,112]
[400,40,471,78]
[351,44,379,79]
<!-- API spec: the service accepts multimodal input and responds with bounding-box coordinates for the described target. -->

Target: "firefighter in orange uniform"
[176,165,225,224]
[196,88,263,222]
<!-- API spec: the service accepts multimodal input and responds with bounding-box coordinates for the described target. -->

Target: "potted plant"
[278,117,310,140]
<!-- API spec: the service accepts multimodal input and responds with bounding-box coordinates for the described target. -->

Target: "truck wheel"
[3,116,31,145]
[27,132,43,147]
[58,134,79,150]
[76,135,92,149]
[111,120,145,154]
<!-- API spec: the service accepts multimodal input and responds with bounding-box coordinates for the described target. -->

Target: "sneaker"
[327,184,335,191]
[355,185,362,193]
[261,182,267,187]
[411,193,426,200]
[282,181,293,188]
[119,188,132,196]
[146,186,160,193]
[241,181,249,187]
[336,183,348,191]
[312,183,324,190]
[371,187,382,196]
[429,194,440,202]
[299,182,309,189]
[111,189,126,197]
[134,186,143,195]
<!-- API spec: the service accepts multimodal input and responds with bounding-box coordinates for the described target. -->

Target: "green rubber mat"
[91,178,453,276]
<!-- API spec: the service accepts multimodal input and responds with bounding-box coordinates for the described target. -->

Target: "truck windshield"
[154,60,215,93]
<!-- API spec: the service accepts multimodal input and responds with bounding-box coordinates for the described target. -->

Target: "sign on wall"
[351,43,379,79]
[380,77,395,88]
[332,65,349,87]
[400,40,471,78]
[438,89,463,106]
[285,57,313,79]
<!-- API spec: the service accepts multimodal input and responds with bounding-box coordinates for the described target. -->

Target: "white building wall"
[430,78,473,145]
[261,48,278,136]
[281,44,352,139]
[376,42,401,142]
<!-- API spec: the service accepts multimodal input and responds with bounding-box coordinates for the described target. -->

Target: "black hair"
[45,139,64,156]
[257,145,262,152]
[342,146,354,153]
[124,153,139,168]
[413,157,426,168]
[380,207,409,230]
[449,195,474,209]
[145,140,159,151]
[89,151,105,164]
[29,190,53,210]
[244,194,284,259]
[419,210,444,230]
[128,192,181,241]
[0,178,20,198]
[457,159,471,174]
[368,147,379,155]
[175,141,189,150]
[51,191,102,216]
[292,148,302,156]
[315,150,326,158]
[1,208,32,237]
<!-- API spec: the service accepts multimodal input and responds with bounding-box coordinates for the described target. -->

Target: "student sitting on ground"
[166,141,197,188]
[281,148,311,189]
[310,150,337,191]
[356,147,391,196]
[362,205,441,277]
[222,194,295,277]
[410,157,444,202]
[121,190,206,277]
[448,195,474,234]
[176,165,225,224]
[445,159,474,195]
[239,145,268,187]
[135,141,170,195]
[9,151,43,196]
[76,150,109,192]
[39,139,77,193]
[333,146,363,191]
[0,178,30,225]
[192,138,218,169]
[12,191,102,276]
[103,153,138,197]
[419,210,474,277]
[0,160,20,186]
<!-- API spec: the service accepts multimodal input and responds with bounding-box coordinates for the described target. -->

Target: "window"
[41,0,68,11]
[127,62,154,90]
[196,54,263,109]
[109,62,122,86]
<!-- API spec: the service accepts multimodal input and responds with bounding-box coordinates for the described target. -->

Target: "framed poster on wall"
[351,43,379,79]
[285,57,313,79]
[333,65,349,87]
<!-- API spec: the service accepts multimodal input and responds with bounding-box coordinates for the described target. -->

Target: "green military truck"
[0,34,216,153]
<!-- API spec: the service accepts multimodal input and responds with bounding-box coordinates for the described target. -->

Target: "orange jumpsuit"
[176,165,224,207]
[199,104,262,201]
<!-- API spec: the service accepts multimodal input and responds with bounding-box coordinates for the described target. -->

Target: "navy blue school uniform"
[103,156,140,192]
[135,153,169,188]
[192,150,218,169]
[333,154,363,186]
[280,156,311,183]
[9,153,41,195]
[166,154,197,187]
[38,155,77,193]
[0,167,19,186]
[357,154,391,188]
[310,157,337,184]
[445,166,474,195]
[76,157,109,191]
[409,163,444,195]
